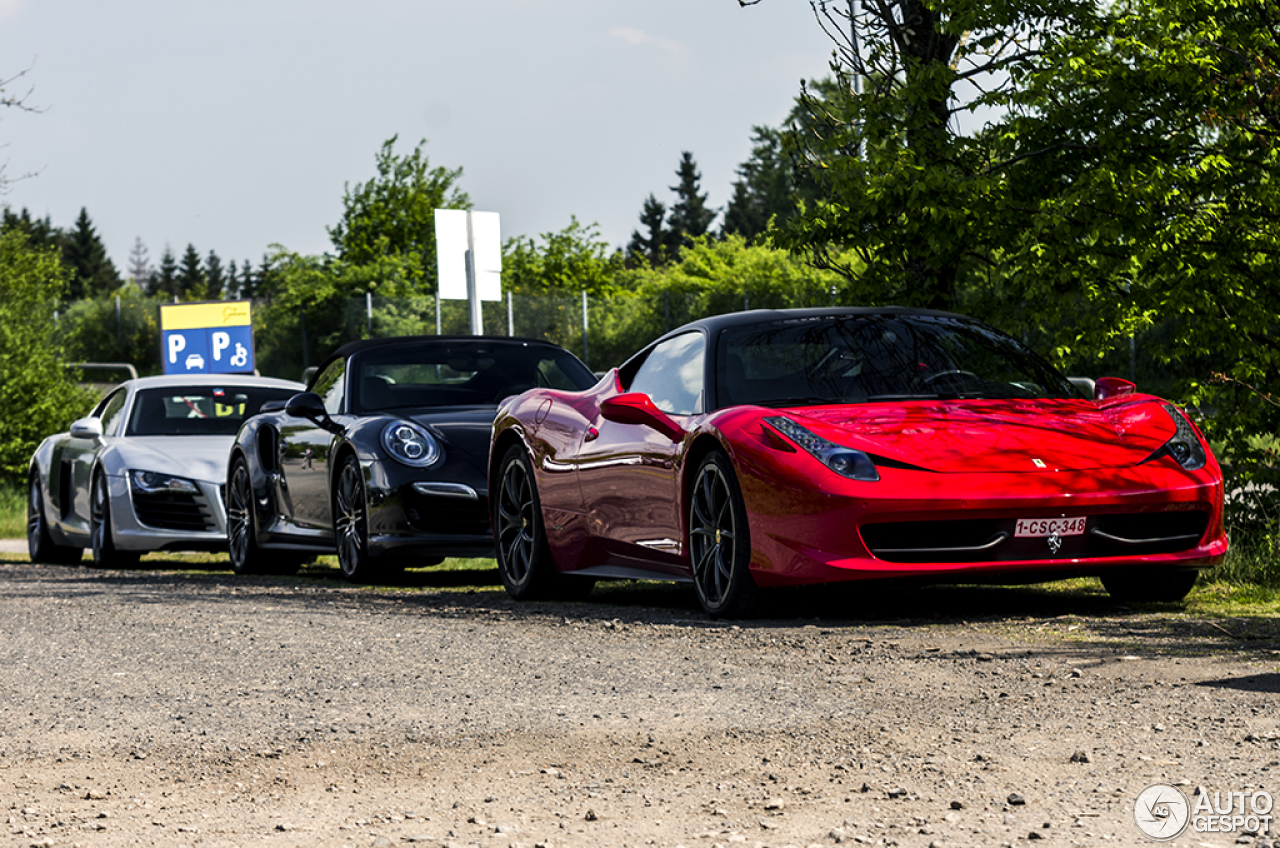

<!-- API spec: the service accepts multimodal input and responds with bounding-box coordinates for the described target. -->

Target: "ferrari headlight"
[130,470,199,494]
[380,421,441,468]
[764,416,880,482]
[1161,404,1207,471]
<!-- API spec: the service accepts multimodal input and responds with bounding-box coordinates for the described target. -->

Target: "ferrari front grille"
[862,510,1210,564]
[131,489,216,533]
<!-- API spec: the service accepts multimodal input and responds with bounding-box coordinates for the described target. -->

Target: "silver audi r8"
[27,374,304,567]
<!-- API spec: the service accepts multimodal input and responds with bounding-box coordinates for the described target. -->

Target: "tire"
[1101,567,1200,603]
[227,457,269,576]
[493,444,591,600]
[334,454,386,583]
[90,472,141,569]
[688,451,759,619]
[27,475,82,565]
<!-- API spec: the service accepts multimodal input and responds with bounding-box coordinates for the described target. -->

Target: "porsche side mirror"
[600,392,685,442]
[285,391,328,420]
[1094,376,1137,401]
[69,417,103,440]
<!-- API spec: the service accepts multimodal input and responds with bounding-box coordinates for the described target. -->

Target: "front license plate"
[1015,516,1086,538]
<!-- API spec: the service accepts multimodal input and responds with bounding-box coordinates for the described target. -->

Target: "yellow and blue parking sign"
[158,300,255,375]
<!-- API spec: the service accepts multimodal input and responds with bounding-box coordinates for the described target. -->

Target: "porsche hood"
[781,397,1181,474]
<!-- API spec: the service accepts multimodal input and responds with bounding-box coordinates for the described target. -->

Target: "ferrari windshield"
[128,386,299,436]
[715,314,1080,409]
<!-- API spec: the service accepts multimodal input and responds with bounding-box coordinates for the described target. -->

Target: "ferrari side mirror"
[600,392,686,442]
[1094,376,1137,401]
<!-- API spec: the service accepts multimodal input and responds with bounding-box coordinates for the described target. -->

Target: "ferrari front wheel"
[688,451,758,619]
[494,444,587,600]
[90,472,140,569]
[27,475,82,565]
[1101,567,1199,603]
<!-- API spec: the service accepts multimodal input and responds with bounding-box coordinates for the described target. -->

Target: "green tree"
[0,231,94,484]
[1,208,60,252]
[505,217,620,296]
[148,245,179,299]
[204,250,225,299]
[176,243,205,300]
[667,151,716,249]
[63,207,121,299]
[327,136,470,293]
[626,194,669,267]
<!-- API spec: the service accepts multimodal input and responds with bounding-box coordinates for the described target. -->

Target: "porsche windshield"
[715,314,1080,409]
[128,386,299,436]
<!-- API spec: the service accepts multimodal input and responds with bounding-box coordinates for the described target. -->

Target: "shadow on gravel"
[4,558,1277,659]
[1194,672,1280,693]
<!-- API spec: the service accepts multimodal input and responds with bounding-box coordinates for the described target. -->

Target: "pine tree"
[149,245,179,299]
[127,237,151,290]
[1,208,61,252]
[721,127,797,241]
[63,208,121,298]
[626,194,668,267]
[177,244,205,299]
[666,152,716,251]
[204,250,225,300]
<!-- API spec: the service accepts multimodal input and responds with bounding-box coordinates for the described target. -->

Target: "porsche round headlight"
[380,421,442,468]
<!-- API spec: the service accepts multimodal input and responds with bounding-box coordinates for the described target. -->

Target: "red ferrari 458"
[489,308,1227,617]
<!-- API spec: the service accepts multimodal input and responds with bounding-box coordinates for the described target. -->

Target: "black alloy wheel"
[688,451,759,619]
[228,458,265,575]
[27,475,82,565]
[90,472,140,569]
[493,444,591,600]
[334,455,382,582]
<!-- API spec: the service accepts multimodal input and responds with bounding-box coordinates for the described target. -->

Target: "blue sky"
[0,0,834,274]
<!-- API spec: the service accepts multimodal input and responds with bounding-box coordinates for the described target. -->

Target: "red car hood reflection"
[784,398,1174,474]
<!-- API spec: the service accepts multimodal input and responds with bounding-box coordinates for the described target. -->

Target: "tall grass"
[0,482,25,538]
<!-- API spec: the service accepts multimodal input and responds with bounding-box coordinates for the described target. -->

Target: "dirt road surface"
[0,558,1277,848]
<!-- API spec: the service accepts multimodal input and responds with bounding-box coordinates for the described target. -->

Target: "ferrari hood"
[783,398,1177,473]
[112,436,234,484]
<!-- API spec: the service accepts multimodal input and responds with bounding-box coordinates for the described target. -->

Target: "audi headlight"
[380,421,442,468]
[1161,404,1207,471]
[130,470,199,494]
[764,416,880,482]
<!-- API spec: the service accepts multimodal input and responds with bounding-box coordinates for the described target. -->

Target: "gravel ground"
[0,556,1277,848]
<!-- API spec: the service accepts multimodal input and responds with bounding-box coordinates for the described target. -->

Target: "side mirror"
[600,392,686,442]
[285,391,329,420]
[1094,376,1137,401]
[69,417,103,440]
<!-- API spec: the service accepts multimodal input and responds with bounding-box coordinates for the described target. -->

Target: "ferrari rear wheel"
[90,472,140,569]
[334,455,386,583]
[227,457,269,575]
[1101,567,1199,603]
[494,444,590,600]
[27,475,82,565]
[688,451,758,619]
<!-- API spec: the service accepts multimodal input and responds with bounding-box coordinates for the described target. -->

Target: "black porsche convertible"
[226,335,596,580]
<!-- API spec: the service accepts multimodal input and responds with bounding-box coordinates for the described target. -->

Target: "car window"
[97,390,128,437]
[628,332,705,415]
[127,386,300,436]
[312,360,346,416]
[354,342,596,411]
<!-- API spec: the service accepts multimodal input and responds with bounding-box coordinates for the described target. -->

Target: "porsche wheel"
[494,444,590,600]
[90,472,140,569]
[27,475,82,565]
[227,457,270,575]
[688,451,758,619]
[334,455,384,583]
[1101,567,1199,603]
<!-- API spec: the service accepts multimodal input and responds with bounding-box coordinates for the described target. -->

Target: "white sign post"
[435,209,501,335]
